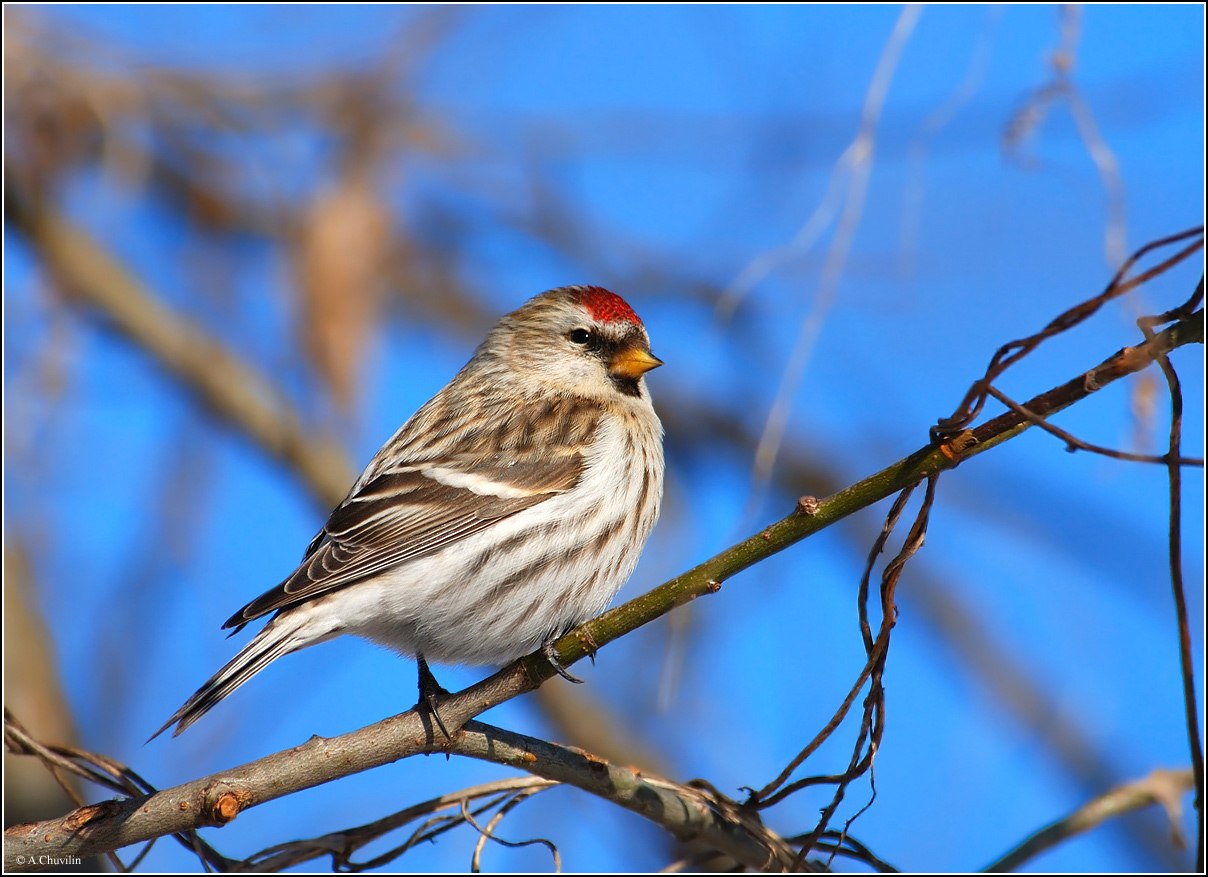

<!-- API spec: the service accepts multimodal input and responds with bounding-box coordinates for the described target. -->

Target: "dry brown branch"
[236,778,558,872]
[463,790,561,873]
[985,768,1196,872]
[985,384,1203,466]
[1137,280,1205,869]
[4,183,356,508]
[5,709,797,872]
[792,477,938,866]
[934,226,1204,438]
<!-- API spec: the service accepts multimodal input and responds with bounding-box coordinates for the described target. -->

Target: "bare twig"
[1137,280,1206,870]
[985,768,1195,872]
[934,227,1203,439]
[795,476,938,865]
[752,482,920,808]
[985,385,1203,467]
[4,710,232,872]
[233,779,556,872]
[720,5,922,513]
[463,791,560,873]
[797,830,899,873]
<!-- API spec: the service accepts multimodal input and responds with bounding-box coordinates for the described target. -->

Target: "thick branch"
[5,306,1199,871]
[4,183,355,507]
[450,723,792,869]
[4,705,790,870]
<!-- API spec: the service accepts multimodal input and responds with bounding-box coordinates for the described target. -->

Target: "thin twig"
[934,227,1203,438]
[1137,285,1205,871]
[985,385,1203,466]
[795,476,938,865]
[984,768,1195,872]
[463,791,560,873]
[726,5,922,516]
[234,779,555,872]
[4,710,232,872]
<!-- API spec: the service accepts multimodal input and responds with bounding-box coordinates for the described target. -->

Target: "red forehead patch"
[577,286,642,326]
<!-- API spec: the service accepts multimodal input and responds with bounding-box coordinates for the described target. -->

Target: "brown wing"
[223,452,584,629]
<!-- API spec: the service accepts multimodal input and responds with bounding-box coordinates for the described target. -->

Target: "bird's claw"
[543,634,584,684]
[416,655,452,741]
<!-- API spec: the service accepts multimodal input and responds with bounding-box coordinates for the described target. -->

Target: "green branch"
[540,308,1204,674]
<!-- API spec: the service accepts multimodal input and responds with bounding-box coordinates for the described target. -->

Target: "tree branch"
[985,768,1195,872]
[4,181,356,508]
[5,708,794,871]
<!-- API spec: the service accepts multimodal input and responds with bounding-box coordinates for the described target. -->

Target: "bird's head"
[488,285,662,402]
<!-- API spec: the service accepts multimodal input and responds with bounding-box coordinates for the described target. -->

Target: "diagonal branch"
[5,710,795,872]
[4,179,356,508]
[984,768,1195,872]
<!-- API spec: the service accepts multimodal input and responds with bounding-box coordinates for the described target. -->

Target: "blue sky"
[4,4,1204,872]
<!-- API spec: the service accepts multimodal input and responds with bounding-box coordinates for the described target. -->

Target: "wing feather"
[223,447,588,628]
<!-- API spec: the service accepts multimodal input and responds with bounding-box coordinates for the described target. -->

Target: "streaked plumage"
[155,286,664,738]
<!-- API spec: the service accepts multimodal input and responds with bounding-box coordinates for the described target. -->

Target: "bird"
[153,285,664,739]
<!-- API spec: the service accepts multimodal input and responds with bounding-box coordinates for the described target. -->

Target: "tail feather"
[150,617,306,741]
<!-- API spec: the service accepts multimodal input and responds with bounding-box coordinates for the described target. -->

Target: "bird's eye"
[569,328,593,346]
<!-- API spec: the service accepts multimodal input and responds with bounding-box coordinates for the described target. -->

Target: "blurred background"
[3,4,1204,872]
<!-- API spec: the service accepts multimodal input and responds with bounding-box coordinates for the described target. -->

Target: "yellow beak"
[609,346,664,380]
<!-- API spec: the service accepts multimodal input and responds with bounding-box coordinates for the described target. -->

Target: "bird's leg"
[542,630,584,684]
[416,654,451,739]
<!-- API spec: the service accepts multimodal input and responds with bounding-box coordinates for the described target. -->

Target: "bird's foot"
[542,632,584,684]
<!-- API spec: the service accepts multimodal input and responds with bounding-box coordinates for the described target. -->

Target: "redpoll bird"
[154,285,664,738]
